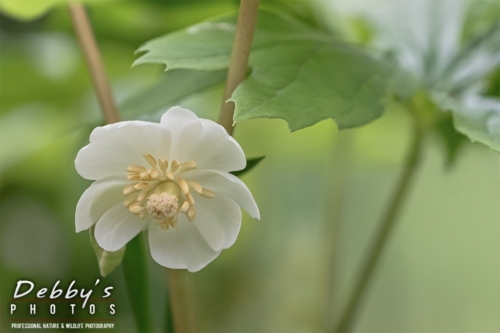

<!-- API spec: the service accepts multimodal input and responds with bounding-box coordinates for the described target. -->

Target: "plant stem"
[334,127,424,332]
[69,4,152,332]
[218,0,259,136]
[167,269,198,332]
[323,132,352,329]
[122,234,151,333]
[68,2,119,124]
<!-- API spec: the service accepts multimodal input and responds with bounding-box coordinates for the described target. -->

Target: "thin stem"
[218,0,259,136]
[68,2,119,124]
[335,127,424,332]
[122,234,151,333]
[323,132,352,329]
[167,269,198,332]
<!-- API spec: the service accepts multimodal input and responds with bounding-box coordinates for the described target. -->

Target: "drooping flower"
[75,106,260,272]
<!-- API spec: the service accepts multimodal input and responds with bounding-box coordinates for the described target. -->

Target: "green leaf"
[433,92,500,152]
[135,11,398,131]
[0,0,119,20]
[120,69,226,121]
[231,156,265,177]
[434,116,467,167]
[365,0,500,154]
[122,233,151,333]
[89,226,126,277]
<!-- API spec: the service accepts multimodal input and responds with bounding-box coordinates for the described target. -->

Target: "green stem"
[167,269,198,332]
[218,0,260,135]
[122,233,151,333]
[323,132,352,329]
[335,127,424,332]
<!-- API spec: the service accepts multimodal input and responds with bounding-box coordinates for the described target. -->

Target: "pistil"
[123,154,214,229]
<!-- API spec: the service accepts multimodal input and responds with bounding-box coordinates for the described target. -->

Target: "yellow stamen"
[180,200,190,213]
[127,174,141,181]
[201,188,214,198]
[134,182,149,190]
[144,154,157,168]
[175,161,197,175]
[127,165,146,173]
[158,159,168,174]
[187,206,196,222]
[129,204,144,214]
[186,192,195,206]
[124,194,139,207]
[123,183,139,195]
[140,172,151,181]
[187,180,203,194]
[177,178,189,194]
[171,160,181,173]
[137,189,150,202]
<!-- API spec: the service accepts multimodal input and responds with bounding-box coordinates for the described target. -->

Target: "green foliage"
[434,93,500,152]
[0,0,119,20]
[89,226,126,277]
[231,156,265,177]
[135,11,399,131]
[365,0,500,154]
[434,116,467,167]
[120,69,226,120]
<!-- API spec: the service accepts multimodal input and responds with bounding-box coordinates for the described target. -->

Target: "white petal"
[148,215,220,272]
[75,176,128,232]
[194,194,242,251]
[75,121,171,180]
[184,170,260,219]
[94,201,149,252]
[160,106,202,162]
[184,119,246,172]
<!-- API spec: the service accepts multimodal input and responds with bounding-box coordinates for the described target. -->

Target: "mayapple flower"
[75,106,260,272]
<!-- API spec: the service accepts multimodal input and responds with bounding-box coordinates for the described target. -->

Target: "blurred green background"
[0,0,498,332]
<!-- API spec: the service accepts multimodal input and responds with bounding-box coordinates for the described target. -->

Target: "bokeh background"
[1,0,499,332]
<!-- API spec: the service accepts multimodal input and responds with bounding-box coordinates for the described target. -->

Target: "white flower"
[75,106,260,272]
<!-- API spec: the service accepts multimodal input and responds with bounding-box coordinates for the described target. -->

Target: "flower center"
[123,154,214,230]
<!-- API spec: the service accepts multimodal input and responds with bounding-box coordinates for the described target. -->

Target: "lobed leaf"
[135,11,399,131]
[120,69,227,120]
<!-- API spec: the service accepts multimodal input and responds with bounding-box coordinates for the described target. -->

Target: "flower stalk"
[68,2,119,124]
[68,4,151,332]
[218,0,260,136]
[335,126,424,332]
[167,269,198,332]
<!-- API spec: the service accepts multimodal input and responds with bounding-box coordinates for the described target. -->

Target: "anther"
[140,172,151,181]
[201,188,214,198]
[186,192,195,206]
[127,174,141,180]
[187,180,203,194]
[134,182,150,190]
[124,194,139,207]
[166,171,175,180]
[180,201,190,213]
[175,161,197,176]
[144,154,157,168]
[177,178,189,194]
[129,204,144,214]
[137,189,151,202]
[171,160,181,173]
[187,206,196,222]
[149,169,160,179]
[127,165,146,173]
[139,210,148,220]
[123,183,139,195]
[158,159,168,174]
